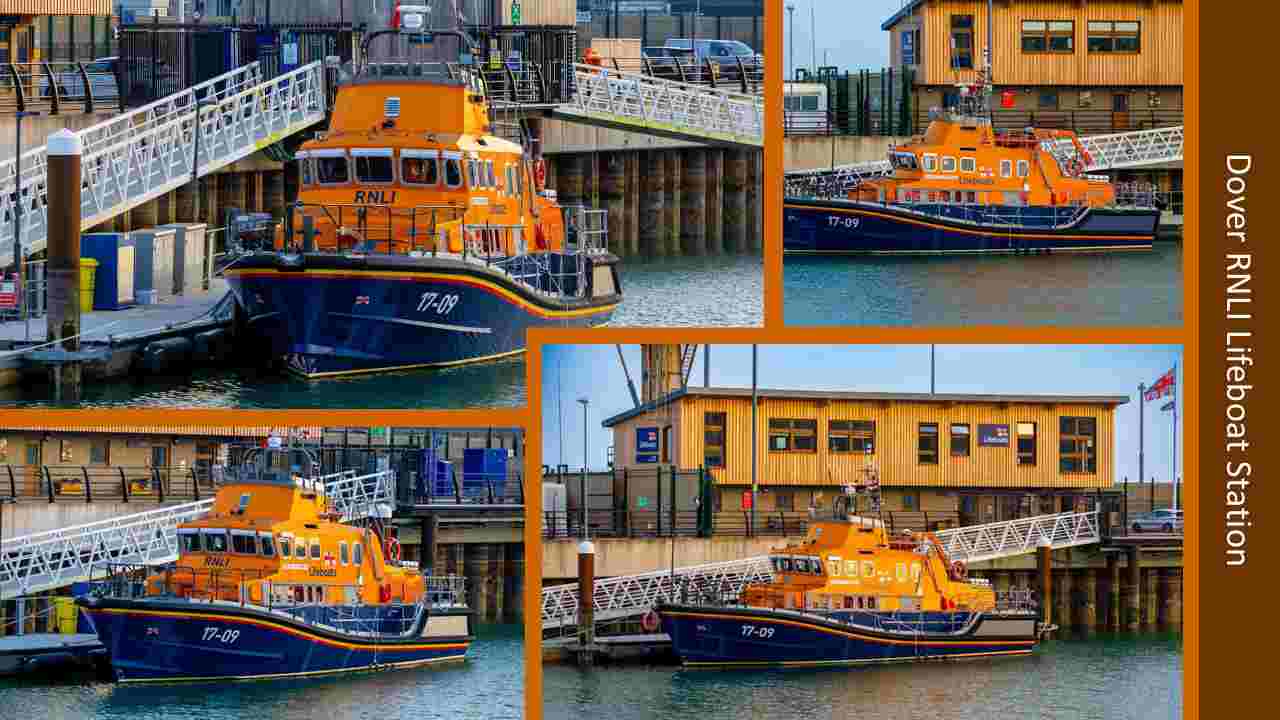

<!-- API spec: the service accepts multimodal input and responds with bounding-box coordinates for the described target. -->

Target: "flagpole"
[1172,362,1178,512]
[1138,381,1145,517]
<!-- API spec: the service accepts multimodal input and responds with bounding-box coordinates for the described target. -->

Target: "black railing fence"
[1,465,214,504]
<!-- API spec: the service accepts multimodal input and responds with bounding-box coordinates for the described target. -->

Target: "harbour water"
[0,357,528,408]
[544,632,1182,720]
[784,242,1182,326]
[611,254,763,327]
[0,624,523,720]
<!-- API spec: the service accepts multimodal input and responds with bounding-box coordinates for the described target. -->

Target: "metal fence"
[1,465,213,504]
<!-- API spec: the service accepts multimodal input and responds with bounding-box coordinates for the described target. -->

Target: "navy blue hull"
[658,604,1037,668]
[783,199,1159,255]
[225,252,620,378]
[79,598,472,683]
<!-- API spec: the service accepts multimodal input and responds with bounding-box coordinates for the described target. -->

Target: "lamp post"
[786,4,795,80]
[578,396,590,540]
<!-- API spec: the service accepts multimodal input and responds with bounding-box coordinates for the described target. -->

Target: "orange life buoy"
[641,610,660,633]
[379,583,392,603]
[951,560,967,580]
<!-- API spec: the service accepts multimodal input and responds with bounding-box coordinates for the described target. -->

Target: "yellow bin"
[54,596,79,634]
[79,258,99,312]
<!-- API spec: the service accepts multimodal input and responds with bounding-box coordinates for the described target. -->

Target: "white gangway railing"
[0,60,328,266]
[556,63,763,147]
[540,510,1102,631]
[1045,125,1184,171]
[0,469,395,597]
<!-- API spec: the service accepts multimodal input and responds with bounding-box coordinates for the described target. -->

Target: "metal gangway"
[1045,125,1184,171]
[0,60,328,266]
[0,468,396,597]
[541,510,1101,632]
[551,63,763,148]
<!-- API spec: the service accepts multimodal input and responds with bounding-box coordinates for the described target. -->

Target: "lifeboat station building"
[602,387,1128,528]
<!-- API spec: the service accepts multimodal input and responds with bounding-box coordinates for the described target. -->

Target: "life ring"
[641,610,660,632]
[951,560,967,580]
[534,159,546,190]
[378,582,392,603]
[386,537,401,563]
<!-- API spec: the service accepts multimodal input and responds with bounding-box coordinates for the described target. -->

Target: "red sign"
[0,280,16,311]
[741,491,753,511]
[1000,90,1016,108]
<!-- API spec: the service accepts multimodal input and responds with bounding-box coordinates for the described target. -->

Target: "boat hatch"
[890,152,918,170]
[385,96,401,118]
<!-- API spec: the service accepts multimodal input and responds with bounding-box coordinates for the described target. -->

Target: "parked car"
[39,56,120,102]
[663,39,762,86]
[1130,508,1183,533]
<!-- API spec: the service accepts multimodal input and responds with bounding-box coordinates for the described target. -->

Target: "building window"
[918,423,939,464]
[90,440,109,465]
[1017,422,1037,465]
[950,15,974,69]
[1059,417,1097,473]
[951,424,971,457]
[901,28,917,65]
[661,425,672,464]
[1088,21,1140,53]
[704,412,726,468]
[829,420,876,454]
[1021,20,1074,53]
[1038,91,1058,110]
[774,490,794,511]
[769,419,817,453]
[902,492,919,511]
[151,446,167,467]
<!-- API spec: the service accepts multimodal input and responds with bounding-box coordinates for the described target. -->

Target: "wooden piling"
[130,196,158,229]
[680,149,706,255]
[1078,570,1098,628]
[723,149,749,253]
[704,148,723,254]
[640,152,666,256]
[602,153,626,255]
[1142,567,1158,626]
[625,151,640,255]
[266,170,286,218]
[1054,569,1071,630]
[46,129,83,404]
[1037,542,1052,627]
[747,148,762,251]
[663,150,682,255]
[1160,568,1182,626]
[1106,553,1121,629]
[1125,547,1141,629]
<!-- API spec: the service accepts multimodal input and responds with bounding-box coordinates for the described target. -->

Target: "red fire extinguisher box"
[1000,90,1016,108]
[741,491,753,510]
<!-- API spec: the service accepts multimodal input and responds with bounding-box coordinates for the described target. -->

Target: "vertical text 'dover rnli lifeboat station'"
[601,383,1127,527]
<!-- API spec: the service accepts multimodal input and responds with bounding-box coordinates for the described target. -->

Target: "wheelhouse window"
[769,419,817,453]
[504,165,516,196]
[259,533,276,557]
[309,540,322,560]
[443,153,464,188]
[829,420,875,454]
[203,529,228,553]
[918,423,939,464]
[314,151,350,184]
[951,423,971,457]
[959,157,976,173]
[704,412,726,468]
[890,152,918,170]
[486,160,496,187]
[1017,422,1037,465]
[279,535,293,557]
[1059,417,1097,473]
[352,149,394,183]
[950,15,974,69]
[354,543,364,566]
[401,150,440,186]
[922,154,938,172]
[1000,159,1012,177]
[1088,21,1140,53]
[340,541,350,565]
[231,531,257,554]
[179,530,202,554]
[1022,20,1074,53]
[1017,160,1030,178]
[467,159,480,188]
[294,538,308,558]
[941,156,957,173]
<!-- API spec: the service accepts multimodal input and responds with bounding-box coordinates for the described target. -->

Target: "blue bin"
[463,448,508,499]
[80,233,135,310]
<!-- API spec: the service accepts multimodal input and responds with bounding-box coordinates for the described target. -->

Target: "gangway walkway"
[548,63,763,148]
[0,469,395,597]
[542,510,1101,631]
[1,60,327,266]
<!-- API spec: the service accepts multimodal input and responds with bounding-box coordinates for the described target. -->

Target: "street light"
[578,396,590,540]
[786,4,796,81]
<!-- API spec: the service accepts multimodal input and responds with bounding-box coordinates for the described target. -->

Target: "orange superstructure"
[853,109,1114,209]
[283,62,564,258]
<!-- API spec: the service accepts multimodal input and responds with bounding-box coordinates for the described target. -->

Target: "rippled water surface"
[611,254,763,327]
[785,242,1181,326]
[545,631,1182,720]
[0,624,523,720]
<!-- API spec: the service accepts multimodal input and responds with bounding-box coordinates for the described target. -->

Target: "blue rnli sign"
[978,424,1010,446]
[636,427,659,464]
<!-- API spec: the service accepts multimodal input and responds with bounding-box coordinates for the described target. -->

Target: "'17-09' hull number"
[417,292,460,314]
[202,627,241,644]
[741,624,776,639]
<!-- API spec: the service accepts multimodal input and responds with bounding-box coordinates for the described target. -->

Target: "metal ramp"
[551,63,763,148]
[0,469,395,597]
[0,60,328,266]
[784,160,892,197]
[541,510,1100,631]
[1045,125,1184,171]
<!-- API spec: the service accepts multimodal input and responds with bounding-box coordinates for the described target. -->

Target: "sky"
[541,344,1184,486]
[782,0,905,75]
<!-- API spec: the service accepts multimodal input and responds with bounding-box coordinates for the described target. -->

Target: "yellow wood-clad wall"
[914,0,1182,86]
[501,0,576,26]
[0,433,199,467]
[610,405,682,469]
[648,396,1117,489]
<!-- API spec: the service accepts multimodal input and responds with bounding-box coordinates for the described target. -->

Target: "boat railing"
[284,201,469,256]
[994,589,1038,614]
[851,199,1096,230]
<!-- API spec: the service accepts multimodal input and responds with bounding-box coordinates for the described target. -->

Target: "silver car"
[1130,508,1183,533]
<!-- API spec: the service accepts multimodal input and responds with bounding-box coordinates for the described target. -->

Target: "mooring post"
[1126,546,1141,629]
[577,540,595,667]
[1037,538,1052,628]
[46,128,83,404]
